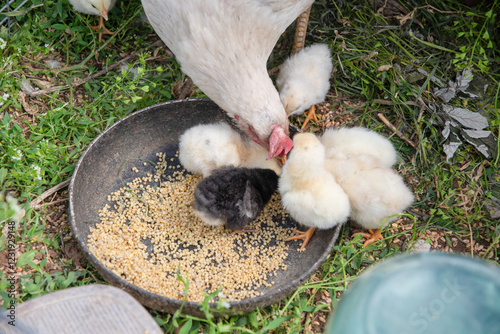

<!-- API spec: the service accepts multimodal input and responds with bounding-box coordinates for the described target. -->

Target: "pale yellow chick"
[279,133,350,249]
[178,122,246,178]
[69,0,116,42]
[322,128,414,247]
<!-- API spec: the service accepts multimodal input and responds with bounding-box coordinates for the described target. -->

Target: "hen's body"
[142,0,314,157]
[68,0,116,16]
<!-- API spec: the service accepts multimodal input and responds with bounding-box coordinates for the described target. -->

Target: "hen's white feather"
[276,44,332,115]
[279,133,350,229]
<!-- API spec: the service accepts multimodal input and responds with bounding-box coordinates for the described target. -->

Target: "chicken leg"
[286,227,316,250]
[291,6,312,55]
[291,6,320,130]
[91,16,114,43]
[353,229,383,248]
[300,104,319,130]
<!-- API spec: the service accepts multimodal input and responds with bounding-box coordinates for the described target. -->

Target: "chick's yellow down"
[276,44,333,129]
[321,127,397,168]
[179,122,247,178]
[322,127,414,246]
[179,123,282,178]
[279,133,350,249]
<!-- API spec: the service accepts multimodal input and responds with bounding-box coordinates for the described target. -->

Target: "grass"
[0,0,499,332]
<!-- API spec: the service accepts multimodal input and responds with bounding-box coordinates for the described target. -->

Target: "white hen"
[279,132,350,250]
[142,0,315,159]
[276,44,333,129]
[68,0,116,42]
[322,128,413,247]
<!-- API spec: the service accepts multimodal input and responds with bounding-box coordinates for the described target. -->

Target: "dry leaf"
[18,91,38,115]
[377,64,393,72]
[31,78,53,89]
[396,10,415,25]
[444,106,489,130]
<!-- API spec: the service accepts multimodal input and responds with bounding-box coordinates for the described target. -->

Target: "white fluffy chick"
[178,122,246,177]
[68,0,116,42]
[279,133,350,250]
[276,44,333,129]
[323,129,414,247]
[321,127,397,168]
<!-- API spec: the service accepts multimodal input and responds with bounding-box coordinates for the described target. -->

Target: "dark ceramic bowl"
[69,98,340,317]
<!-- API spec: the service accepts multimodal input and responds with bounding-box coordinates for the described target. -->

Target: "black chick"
[193,166,279,231]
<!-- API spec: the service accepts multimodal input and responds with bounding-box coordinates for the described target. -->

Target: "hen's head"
[233,104,293,160]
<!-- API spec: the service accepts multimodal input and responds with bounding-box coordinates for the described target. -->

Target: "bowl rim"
[69,98,340,315]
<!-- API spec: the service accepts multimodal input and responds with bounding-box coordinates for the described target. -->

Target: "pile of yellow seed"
[87,152,293,302]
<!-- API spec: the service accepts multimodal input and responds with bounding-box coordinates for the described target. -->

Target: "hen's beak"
[267,125,293,160]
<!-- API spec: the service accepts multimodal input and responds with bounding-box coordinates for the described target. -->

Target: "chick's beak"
[100,6,109,20]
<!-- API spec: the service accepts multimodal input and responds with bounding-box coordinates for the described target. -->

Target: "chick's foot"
[301,104,319,130]
[286,227,316,250]
[352,229,383,247]
[91,16,114,42]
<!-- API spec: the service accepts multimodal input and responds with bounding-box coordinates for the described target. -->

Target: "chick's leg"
[286,227,316,250]
[301,104,319,130]
[91,16,114,43]
[291,6,321,131]
[352,229,383,247]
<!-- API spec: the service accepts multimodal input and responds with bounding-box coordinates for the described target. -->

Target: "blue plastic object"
[325,252,500,334]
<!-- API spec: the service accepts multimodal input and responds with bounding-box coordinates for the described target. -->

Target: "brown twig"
[267,65,281,77]
[31,198,69,210]
[3,179,72,224]
[26,40,165,97]
[468,222,474,257]
[377,113,417,149]
[31,179,71,208]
